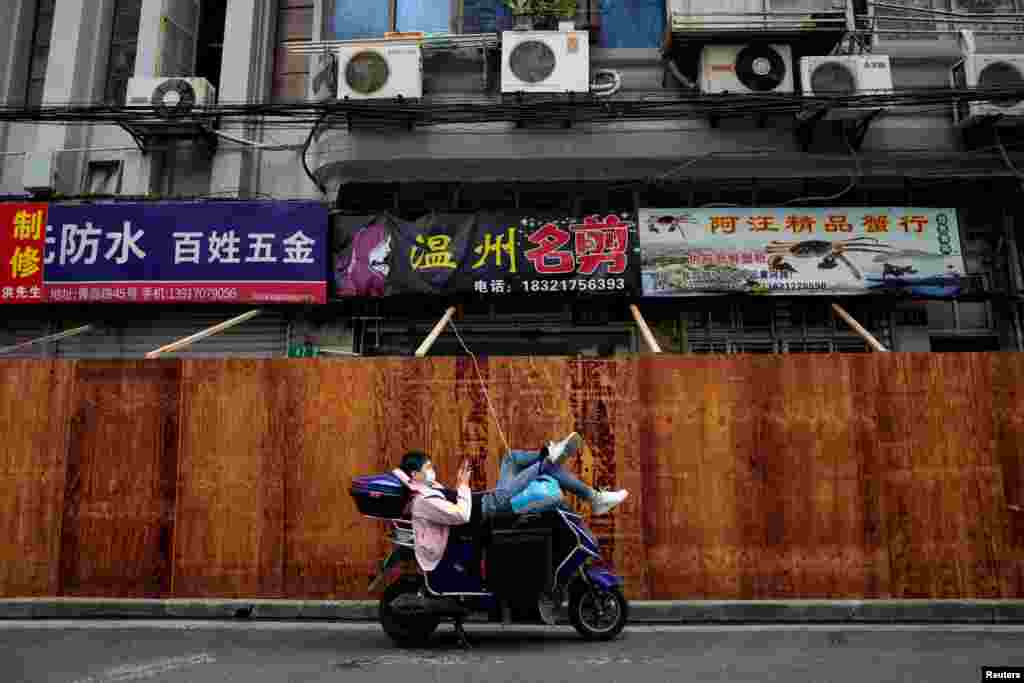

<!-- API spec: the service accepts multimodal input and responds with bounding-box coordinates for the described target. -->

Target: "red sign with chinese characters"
[0,203,47,304]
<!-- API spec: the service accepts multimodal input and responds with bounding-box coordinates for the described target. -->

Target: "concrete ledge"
[2,599,1023,624]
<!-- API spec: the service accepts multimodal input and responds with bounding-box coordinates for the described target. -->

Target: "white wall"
[0,0,36,194]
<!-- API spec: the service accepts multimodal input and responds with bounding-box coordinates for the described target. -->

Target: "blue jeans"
[480,449,593,519]
[499,450,593,501]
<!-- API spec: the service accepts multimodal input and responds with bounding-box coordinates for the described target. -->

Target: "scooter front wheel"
[379,579,441,647]
[569,585,628,641]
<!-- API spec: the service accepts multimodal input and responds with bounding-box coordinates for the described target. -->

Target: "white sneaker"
[546,432,582,467]
[591,489,628,516]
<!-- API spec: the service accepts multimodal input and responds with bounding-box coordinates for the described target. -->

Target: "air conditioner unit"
[126,77,217,116]
[951,54,1024,125]
[800,55,894,118]
[501,31,590,94]
[699,44,794,94]
[336,41,422,100]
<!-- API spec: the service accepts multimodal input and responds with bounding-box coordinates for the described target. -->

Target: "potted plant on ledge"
[503,0,577,31]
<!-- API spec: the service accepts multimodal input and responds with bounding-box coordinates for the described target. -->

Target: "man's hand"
[456,460,472,489]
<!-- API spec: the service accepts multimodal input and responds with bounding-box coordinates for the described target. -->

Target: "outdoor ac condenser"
[501,31,590,94]
[951,54,1024,125]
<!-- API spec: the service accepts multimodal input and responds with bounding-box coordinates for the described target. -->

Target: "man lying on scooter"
[394,432,628,624]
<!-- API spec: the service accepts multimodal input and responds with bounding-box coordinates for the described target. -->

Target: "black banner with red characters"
[333,212,640,298]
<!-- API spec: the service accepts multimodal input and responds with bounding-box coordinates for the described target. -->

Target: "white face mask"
[422,467,436,485]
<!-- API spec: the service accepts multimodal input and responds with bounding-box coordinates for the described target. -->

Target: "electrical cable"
[662,52,698,91]
[12,85,1024,126]
[994,127,1024,180]
[783,138,860,205]
[303,111,330,196]
[590,69,622,98]
[448,316,511,456]
[204,127,274,149]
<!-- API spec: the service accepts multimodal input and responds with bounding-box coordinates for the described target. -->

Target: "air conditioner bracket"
[116,119,220,156]
[794,105,831,151]
[845,108,883,151]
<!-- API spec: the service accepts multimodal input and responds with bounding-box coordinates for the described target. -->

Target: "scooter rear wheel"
[569,585,628,641]
[379,579,441,647]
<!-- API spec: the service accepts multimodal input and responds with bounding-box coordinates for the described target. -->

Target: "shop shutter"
[55,308,289,359]
[52,324,123,359]
[0,317,53,358]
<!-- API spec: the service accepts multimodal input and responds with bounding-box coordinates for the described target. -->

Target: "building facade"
[2,0,1024,357]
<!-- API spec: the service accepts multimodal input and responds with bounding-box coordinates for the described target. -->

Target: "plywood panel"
[283,360,386,598]
[846,354,889,598]
[173,361,284,597]
[0,361,73,596]
[59,362,179,597]
[991,353,1024,596]
[2,354,1024,601]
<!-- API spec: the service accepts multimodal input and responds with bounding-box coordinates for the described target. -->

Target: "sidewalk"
[2,599,1023,624]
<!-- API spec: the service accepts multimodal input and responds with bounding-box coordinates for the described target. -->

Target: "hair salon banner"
[334,212,640,298]
[639,207,965,297]
[36,200,328,304]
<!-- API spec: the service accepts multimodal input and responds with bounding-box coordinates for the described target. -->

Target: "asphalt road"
[3,621,1024,683]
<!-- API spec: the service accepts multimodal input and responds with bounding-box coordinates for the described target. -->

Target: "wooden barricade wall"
[0,355,1022,600]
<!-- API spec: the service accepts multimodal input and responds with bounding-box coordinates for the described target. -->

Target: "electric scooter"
[351,471,629,647]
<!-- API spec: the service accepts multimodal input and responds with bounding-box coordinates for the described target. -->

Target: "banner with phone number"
[639,207,965,297]
[1,200,329,304]
[333,211,640,298]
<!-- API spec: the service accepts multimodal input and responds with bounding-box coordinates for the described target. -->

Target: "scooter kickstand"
[453,617,472,650]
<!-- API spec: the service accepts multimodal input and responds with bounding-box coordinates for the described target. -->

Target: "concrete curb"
[2,599,1024,624]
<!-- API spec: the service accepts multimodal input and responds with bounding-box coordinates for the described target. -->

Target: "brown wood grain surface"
[173,361,285,597]
[282,361,386,597]
[0,355,1023,600]
[59,362,179,597]
[0,361,72,596]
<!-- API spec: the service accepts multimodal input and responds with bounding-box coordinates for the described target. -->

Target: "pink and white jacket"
[392,468,471,572]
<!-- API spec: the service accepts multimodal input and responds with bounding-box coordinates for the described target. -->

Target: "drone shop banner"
[639,207,965,297]
[333,212,640,298]
[0,200,329,304]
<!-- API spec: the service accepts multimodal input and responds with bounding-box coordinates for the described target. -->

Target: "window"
[331,0,391,38]
[579,0,664,48]
[26,0,55,107]
[83,160,124,195]
[396,0,454,34]
[456,0,514,33]
[326,0,514,38]
[874,0,1024,43]
[272,0,314,101]
[104,0,142,105]
[161,0,201,76]
[195,0,227,89]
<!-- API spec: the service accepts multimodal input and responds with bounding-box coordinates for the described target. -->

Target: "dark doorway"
[930,335,1001,352]
[196,0,227,89]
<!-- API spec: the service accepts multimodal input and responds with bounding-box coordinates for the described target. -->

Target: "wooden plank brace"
[415,306,456,357]
[630,304,663,354]
[0,324,95,356]
[831,303,889,352]
[145,309,263,359]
